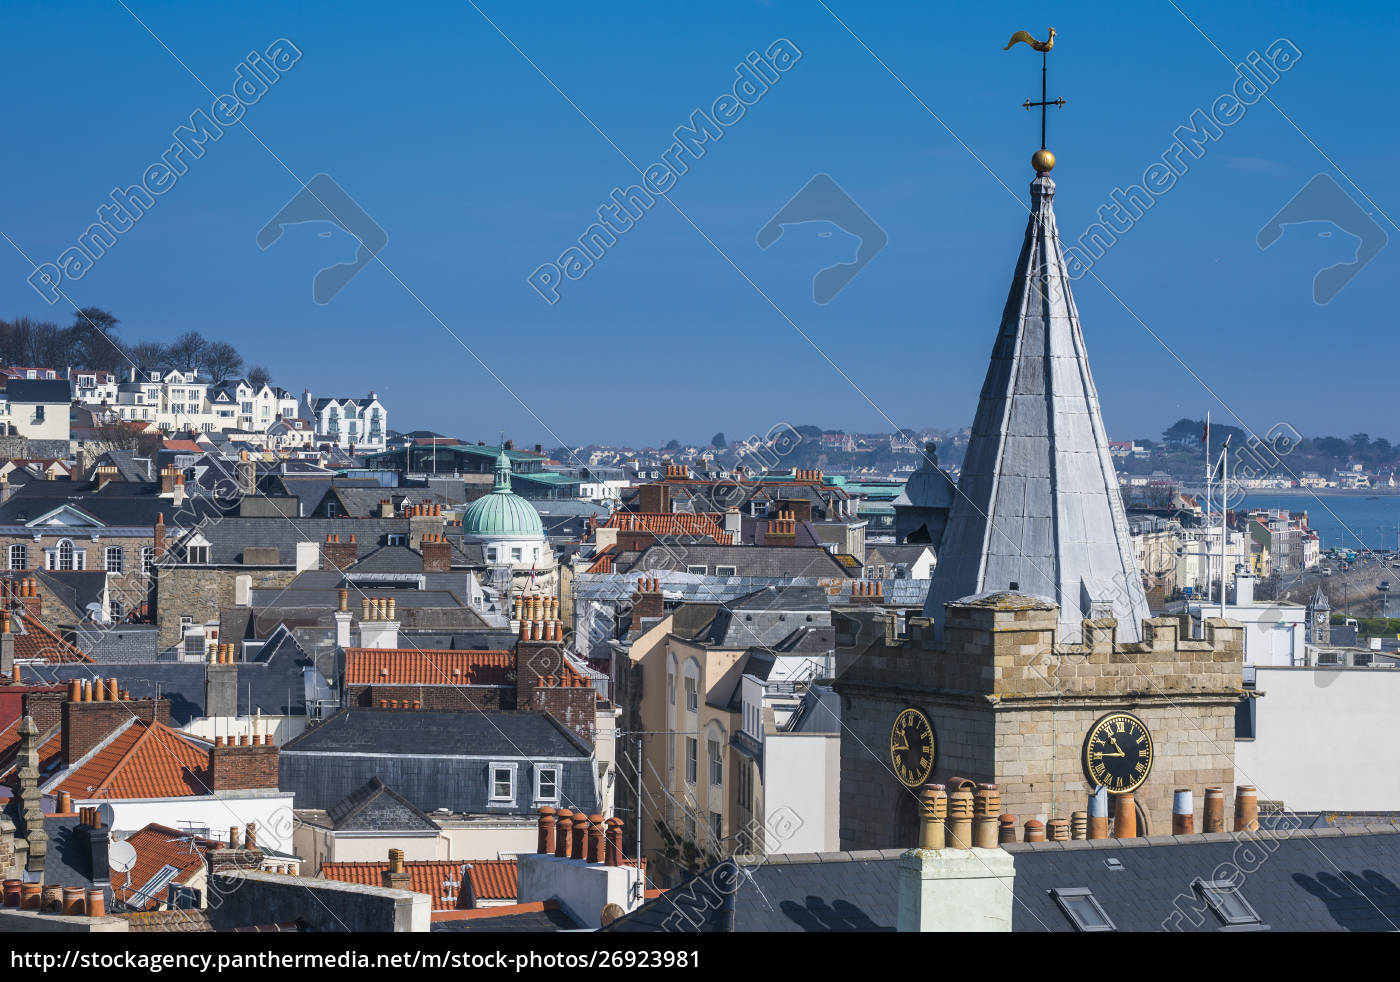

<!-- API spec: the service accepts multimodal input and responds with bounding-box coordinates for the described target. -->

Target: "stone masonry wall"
[835,596,1245,851]
[155,566,298,651]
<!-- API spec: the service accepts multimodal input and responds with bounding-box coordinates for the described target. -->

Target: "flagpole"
[1220,440,1228,620]
[1204,412,1212,606]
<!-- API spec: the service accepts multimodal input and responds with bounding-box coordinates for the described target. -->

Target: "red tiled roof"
[9,608,93,663]
[321,860,509,910]
[163,440,203,453]
[343,649,512,687]
[586,553,614,574]
[53,720,211,800]
[430,899,560,923]
[114,823,220,910]
[0,723,61,782]
[603,512,732,544]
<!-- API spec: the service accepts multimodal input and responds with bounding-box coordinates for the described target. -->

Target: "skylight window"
[1194,878,1263,927]
[1050,887,1116,932]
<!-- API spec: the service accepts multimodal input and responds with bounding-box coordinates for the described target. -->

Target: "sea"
[1229,492,1400,552]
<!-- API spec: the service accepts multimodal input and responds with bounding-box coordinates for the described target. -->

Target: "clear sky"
[2,1,1393,447]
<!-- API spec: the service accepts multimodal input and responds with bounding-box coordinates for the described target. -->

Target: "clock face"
[1083,712,1153,794]
[890,708,936,787]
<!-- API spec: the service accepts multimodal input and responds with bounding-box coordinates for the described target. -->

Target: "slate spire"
[923,171,1151,642]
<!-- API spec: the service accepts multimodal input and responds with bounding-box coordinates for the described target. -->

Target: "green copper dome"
[461,450,544,538]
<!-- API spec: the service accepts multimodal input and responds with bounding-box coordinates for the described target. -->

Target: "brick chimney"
[636,483,670,514]
[765,511,797,546]
[786,499,813,523]
[153,513,167,560]
[321,533,358,571]
[421,534,452,573]
[61,678,169,767]
[160,465,178,494]
[631,576,664,622]
[208,732,279,790]
[381,849,412,891]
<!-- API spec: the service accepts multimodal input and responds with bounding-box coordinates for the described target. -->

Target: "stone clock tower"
[834,158,1244,849]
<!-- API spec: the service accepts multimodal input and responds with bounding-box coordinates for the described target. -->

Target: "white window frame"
[685,737,697,785]
[534,765,560,803]
[684,675,698,713]
[105,546,123,573]
[708,738,723,787]
[489,762,518,803]
[8,544,26,570]
[142,546,156,574]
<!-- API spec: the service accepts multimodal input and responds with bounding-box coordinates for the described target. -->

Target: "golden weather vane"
[1004,28,1064,172]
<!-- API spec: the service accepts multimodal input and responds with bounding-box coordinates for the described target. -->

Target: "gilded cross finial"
[1004,28,1065,172]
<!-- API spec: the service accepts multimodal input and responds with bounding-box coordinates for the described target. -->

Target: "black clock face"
[890,708,936,787]
[1083,712,1153,794]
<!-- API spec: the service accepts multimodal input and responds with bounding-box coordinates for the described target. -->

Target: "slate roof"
[40,814,114,908]
[5,379,71,403]
[282,709,590,759]
[75,625,161,663]
[31,570,108,621]
[325,777,438,832]
[612,544,853,579]
[196,517,414,565]
[0,481,183,528]
[19,628,323,723]
[279,709,597,815]
[923,172,1150,642]
[344,648,511,686]
[611,828,1400,932]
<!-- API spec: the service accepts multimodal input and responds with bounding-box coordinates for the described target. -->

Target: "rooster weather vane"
[1004,28,1064,172]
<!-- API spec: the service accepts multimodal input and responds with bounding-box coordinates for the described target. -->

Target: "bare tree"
[203,341,244,382]
[125,341,170,374]
[167,331,208,373]
[247,364,272,388]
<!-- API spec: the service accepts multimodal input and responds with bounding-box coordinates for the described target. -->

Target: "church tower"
[835,40,1243,850]
[921,165,1150,644]
[1307,585,1331,646]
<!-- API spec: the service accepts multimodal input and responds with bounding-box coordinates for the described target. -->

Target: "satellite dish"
[109,840,137,875]
[97,803,115,828]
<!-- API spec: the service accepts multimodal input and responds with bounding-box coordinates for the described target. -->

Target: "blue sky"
[2,1,1393,446]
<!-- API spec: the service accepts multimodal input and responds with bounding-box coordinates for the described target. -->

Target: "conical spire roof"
[923,172,1151,642]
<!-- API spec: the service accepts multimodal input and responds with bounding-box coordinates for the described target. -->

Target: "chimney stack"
[605,817,624,866]
[946,787,973,849]
[1172,789,1195,835]
[1087,787,1109,839]
[997,814,1018,845]
[382,848,412,891]
[1023,819,1045,843]
[1070,811,1088,841]
[1112,793,1137,839]
[537,807,556,854]
[1233,785,1258,833]
[1203,786,1225,833]
[555,809,573,858]
[972,784,1000,849]
[918,784,947,850]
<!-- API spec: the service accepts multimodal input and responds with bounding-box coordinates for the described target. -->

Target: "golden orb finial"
[1032,148,1056,174]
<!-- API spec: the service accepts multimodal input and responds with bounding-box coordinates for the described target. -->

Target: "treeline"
[1159,417,1397,472]
[0,309,270,386]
